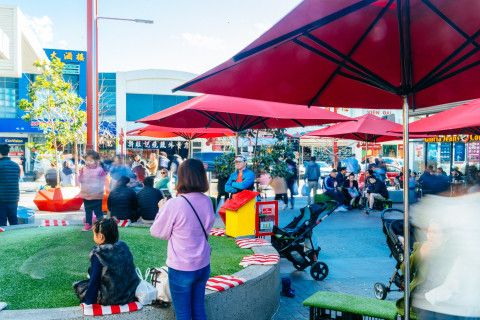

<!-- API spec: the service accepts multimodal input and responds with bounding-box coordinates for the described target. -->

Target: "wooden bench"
[303,291,399,320]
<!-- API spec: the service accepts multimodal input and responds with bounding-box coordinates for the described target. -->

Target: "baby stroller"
[272,201,339,281]
[374,208,414,300]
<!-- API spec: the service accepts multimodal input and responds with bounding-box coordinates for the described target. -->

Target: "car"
[381,157,404,167]
[358,164,401,188]
[299,161,332,179]
[192,151,225,172]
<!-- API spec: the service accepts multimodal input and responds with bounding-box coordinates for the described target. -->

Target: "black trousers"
[274,193,288,205]
[0,202,18,226]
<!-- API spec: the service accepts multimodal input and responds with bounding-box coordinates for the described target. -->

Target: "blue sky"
[4,0,301,74]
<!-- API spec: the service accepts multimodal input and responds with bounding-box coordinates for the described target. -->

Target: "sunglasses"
[160,171,168,175]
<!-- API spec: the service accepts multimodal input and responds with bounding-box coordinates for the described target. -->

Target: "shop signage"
[63,64,80,75]
[0,137,27,145]
[454,142,466,162]
[424,134,480,143]
[468,142,480,162]
[126,139,189,150]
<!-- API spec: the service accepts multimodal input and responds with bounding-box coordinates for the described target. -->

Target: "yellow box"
[221,190,259,238]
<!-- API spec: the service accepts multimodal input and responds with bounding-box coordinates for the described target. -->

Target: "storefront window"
[0,77,19,119]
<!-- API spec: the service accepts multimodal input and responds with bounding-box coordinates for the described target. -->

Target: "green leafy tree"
[214,152,236,179]
[19,57,84,186]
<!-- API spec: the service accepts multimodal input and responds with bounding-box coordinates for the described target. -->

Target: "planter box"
[33,187,83,212]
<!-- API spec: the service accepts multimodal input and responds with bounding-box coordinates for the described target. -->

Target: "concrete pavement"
[272,196,402,320]
[18,181,402,319]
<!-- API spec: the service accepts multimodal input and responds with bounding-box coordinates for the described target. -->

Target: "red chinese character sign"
[255,201,278,237]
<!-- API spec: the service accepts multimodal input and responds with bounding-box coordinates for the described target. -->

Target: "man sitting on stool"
[324,169,348,211]
[225,155,255,196]
[366,175,389,213]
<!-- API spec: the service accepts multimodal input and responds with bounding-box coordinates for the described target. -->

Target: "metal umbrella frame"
[173,1,480,317]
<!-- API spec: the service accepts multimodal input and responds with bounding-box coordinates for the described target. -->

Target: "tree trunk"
[54,138,60,188]
[74,141,79,186]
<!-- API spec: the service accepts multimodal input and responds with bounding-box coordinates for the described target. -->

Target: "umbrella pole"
[235,133,239,154]
[402,96,411,320]
[188,139,192,158]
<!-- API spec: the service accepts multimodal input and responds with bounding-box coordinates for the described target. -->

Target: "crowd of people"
[73,158,215,320]
[76,151,184,231]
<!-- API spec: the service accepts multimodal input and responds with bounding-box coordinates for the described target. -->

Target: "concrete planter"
[1,241,280,320]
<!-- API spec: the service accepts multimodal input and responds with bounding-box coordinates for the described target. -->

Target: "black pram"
[374,208,414,300]
[272,201,338,281]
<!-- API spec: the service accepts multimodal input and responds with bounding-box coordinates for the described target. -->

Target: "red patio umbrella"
[137,94,351,151]
[306,114,428,143]
[127,125,234,157]
[400,99,480,135]
[172,1,480,316]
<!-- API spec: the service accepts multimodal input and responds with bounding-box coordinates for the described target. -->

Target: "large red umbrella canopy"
[174,0,480,109]
[305,114,426,142]
[401,99,480,135]
[127,125,234,140]
[137,94,351,131]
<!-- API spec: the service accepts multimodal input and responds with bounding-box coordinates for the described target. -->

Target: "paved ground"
[272,196,402,320]
[19,181,402,320]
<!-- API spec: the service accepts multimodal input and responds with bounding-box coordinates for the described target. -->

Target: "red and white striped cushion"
[0,227,4,232]
[206,275,246,292]
[81,302,142,316]
[40,219,69,227]
[235,238,270,249]
[116,219,131,228]
[209,228,226,237]
[240,254,280,267]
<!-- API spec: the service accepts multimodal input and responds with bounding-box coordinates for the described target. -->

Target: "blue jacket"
[225,168,255,194]
[305,162,320,181]
[324,176,336,191]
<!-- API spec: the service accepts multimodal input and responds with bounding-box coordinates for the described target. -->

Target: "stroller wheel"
[310,262,328,281]
[293,263,307,271]
[374,282,388,300]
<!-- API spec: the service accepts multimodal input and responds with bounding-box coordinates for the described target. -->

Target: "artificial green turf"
[303,291,398,320]
[0,227,247,310]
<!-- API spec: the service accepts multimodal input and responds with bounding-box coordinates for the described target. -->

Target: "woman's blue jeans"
[169,264,210,320]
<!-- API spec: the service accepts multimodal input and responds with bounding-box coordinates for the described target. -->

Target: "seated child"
[73,218,140,305]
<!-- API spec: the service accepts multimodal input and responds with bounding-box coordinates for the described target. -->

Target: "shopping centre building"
[1,4,478,174]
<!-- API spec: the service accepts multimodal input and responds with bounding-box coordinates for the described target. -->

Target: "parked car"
[381,157,404,167]
[299,161,332,179]
[358,164,401,189]
[193,151,225,172]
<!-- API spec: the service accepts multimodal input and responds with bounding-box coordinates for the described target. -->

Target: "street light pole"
[86,0,153,152]
[87,0,98,151]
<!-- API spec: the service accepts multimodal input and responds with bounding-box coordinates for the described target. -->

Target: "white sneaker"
[335,206,348,212]
[0,302,7,311]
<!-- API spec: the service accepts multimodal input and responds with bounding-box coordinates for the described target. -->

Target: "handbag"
[135,268,157,305]
[348,187,360,198]
[147,267,171,303]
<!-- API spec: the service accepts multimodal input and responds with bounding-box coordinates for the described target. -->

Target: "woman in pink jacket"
[78,150,106,231]
[151,159,214,320]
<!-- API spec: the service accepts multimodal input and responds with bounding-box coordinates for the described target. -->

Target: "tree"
[19,57,84,186]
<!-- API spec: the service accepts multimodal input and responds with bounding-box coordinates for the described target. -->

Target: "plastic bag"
[301,184,308,197]
[292,182,299,196]
[135,268,157,305]
[147,267,171,303]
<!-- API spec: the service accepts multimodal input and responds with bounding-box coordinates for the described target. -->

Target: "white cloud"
[181,33,226,51]
[57,39,68,49]
[253,22,269,33]
[24,15,54,47]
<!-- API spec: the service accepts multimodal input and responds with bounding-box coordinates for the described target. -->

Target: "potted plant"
[214,153,236,197]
